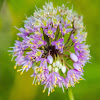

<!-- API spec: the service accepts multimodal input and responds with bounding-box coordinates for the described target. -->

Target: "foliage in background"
[0,0,100,100]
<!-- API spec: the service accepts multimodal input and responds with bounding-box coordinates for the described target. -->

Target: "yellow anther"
[74,37,78,39]
[16,46,17,48]
[73,84,75,86]
[82,67,83,69]
[17,70,20,72]
[43,90,45,93]
[80,79,83,80]
[73,73,75,76]
[23,66,25,68]
[40,69,42,73]
[85,53,87,55]
[14,66,17,69]
[17,37,19,40]
[35,84,37,85]
[52,89,55,92]
[26,29,29,32]
[84,48,87,50]
[48,93,50,96]
[71,75,72,77]
[77,81,80,83]
[8,54,10,56]
[32,83,34,85]
[11,59,13,61]
[31,57,32,59]
[42,46,44,49]
[21,51,22,53]
[20,72,23,75]
[55,85,57,87]
[38,82,40,85]
[67,33,69,34]
[55,77,57,81]
[68,84,71,87]
[79,69,82,72]
[40,66,42,68]
[58,47,61,49]
[25,65,28,68]
[82,56,84,57]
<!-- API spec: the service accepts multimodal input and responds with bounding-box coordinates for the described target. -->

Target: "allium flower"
[9,2,91,96]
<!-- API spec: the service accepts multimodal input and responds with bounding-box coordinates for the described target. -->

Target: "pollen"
[17,37,19,40]
[80,79,83,80]
[68,84,71,87]
[48,93,50,96]
[55,77,57,81]
[17,70,20,72]
[55,26,57,28]
[20,72,23,75]
[38,82,40,85]
[14,66,17,69]
[55,85,57,87]
[43,90,45,93]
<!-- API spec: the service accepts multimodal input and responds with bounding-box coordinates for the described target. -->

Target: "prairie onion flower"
[9,2,91,96]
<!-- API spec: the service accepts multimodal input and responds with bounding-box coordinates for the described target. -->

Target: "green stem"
[68,88,74,100]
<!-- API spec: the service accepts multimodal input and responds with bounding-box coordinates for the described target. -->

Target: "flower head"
[9,2,91,96]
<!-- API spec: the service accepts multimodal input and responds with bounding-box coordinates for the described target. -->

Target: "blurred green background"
[0,0,100,100]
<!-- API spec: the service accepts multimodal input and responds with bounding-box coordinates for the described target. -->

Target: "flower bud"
[55,60,60,67]
[61,66,66,73]
[55,67,59,72]
[59,63,62,69]
[53,62,56,67]
[70,53,78,62]
[73,63,81,70]
[48,65,52,71]
[47,55,53,64]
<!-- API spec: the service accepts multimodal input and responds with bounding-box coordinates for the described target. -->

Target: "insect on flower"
[9,2,91,96]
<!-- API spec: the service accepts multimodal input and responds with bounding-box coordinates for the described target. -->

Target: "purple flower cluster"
[9,2,91,96]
